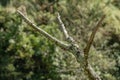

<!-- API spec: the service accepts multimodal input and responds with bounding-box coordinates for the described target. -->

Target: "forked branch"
[17,9,105,80]
[17,10,70,50]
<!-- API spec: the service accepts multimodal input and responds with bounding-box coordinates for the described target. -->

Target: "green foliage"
[0,0,120,80]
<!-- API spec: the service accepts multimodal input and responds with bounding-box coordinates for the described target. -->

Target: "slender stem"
[57,13,75,43]
[83,15,105,80]
[84,15,105,59]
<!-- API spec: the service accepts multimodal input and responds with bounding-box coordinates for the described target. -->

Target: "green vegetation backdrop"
[0,0,120,80]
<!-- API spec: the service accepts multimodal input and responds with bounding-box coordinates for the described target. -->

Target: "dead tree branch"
[84,15,105,60]
[84,15,105,80]
[17,10,70,50]
[17,9,105,80]
[57,12,75,43]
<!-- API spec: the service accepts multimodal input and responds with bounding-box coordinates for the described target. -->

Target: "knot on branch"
[69,44,84,59]
[66,36,75,43]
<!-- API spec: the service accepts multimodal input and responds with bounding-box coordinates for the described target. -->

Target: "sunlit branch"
[17,10,70,50]
[57,12,75,43]
[17,9,103,80]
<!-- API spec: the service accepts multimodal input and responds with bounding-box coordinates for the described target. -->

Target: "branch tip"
[57,12,75,43]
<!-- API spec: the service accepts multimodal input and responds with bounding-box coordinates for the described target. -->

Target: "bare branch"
[57,13,75,43]
[83,15,105,80]
[17,9,102,80]
[57,13,69,38]
[85,64,101,80]
[17,10,70,50]
[84,15,105,58]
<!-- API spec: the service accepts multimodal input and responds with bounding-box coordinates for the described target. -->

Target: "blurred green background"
[0,0,120,80]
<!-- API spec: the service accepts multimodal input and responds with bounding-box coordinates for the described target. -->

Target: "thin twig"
[57,13,75,43]
[17,10,70,50]
[83,15,105,80]
[84,15,105,59]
